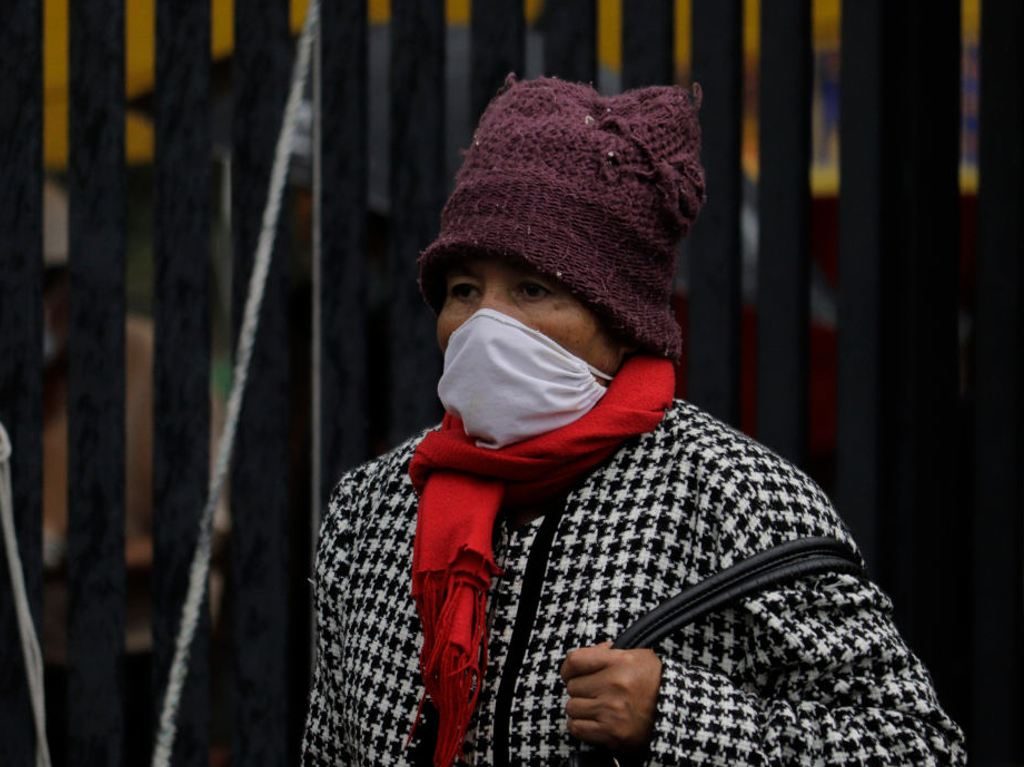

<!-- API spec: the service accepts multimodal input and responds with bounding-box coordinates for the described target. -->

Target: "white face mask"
[438,309,613,449]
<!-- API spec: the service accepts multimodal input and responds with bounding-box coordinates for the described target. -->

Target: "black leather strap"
[612,536,864,650]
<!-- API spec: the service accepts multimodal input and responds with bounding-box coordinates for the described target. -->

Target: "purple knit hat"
[418,75,705,359]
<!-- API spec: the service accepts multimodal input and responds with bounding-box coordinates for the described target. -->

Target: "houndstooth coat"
[302,400,966,766]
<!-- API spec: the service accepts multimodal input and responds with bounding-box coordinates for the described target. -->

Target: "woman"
[303,76,965,766]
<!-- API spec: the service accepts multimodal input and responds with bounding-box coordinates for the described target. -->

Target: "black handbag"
[568,536,865,766]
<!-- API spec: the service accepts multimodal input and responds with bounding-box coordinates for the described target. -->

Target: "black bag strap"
[612,536,864,650]
[568,536,865,767]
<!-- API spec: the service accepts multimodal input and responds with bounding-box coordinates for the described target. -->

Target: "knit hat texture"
[419,74,705,359]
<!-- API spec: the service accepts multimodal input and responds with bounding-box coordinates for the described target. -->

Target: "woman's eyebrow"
[518,270,556,286]
[446,262,479,278]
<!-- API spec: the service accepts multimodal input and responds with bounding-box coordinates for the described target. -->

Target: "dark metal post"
[757,0,811,467]
[688,0,743,426]
[877,0,964,722]
[231,3,291,763]
[622,0,674,89]
[67,0,126,762]
[973,0,1024,760]
[153,0,212,763]
[836,0,884,572]
[389,1,445,444]
[542,0,596,84]
[0,1,43,763]
[317,0,369,508]
[470,0,525,122]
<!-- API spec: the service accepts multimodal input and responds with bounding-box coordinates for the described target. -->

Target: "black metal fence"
[1,1,1021,765]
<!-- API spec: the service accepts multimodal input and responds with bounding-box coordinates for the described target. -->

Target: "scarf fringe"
[414,568,492,767]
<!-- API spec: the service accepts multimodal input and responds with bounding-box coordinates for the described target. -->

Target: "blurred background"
[1,0,1020,765]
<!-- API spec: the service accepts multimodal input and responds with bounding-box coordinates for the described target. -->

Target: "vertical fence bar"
[470,1,525,123]
[756,0,811,466]
[389,1,445,444]
[317,0,368,510]
[973,0,1024,760]
[622,0,673,89]
[688,0,742,426]
[879,0,964,717]
[67,0,126,763]
[232,3,291,763]
[542,0,596,83]
[153,0,211,763]
[0,0,42,763]
[837,0,884,572]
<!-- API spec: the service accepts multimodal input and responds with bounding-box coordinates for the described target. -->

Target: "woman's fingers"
[566,716,619,748]
[565,671,605,699]
[565,695,604,720]
[565,693,645,751]
[560,641,614,681]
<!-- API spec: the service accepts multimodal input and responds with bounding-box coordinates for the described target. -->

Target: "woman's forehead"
[444,252,547,279]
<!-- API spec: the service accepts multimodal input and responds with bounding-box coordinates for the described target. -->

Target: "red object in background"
[670,192,977,465]
[671,294,837,459]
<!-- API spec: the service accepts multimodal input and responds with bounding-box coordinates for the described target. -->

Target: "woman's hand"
[560,641,662,752]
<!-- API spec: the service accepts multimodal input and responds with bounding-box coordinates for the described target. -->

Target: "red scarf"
[408,356,675,767]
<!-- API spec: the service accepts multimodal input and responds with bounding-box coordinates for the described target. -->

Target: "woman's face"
[436,255,632,376]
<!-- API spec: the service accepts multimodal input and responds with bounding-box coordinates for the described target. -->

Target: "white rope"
[0,421,52,767]
[151,2,319,764]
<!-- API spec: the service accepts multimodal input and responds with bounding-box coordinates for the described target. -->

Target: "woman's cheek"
[436,309,466,353]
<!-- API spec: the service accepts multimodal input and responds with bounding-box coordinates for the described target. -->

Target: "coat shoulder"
[642,400,858,564]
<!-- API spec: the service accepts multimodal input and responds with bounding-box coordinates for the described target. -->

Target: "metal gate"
[1,1,1021,764]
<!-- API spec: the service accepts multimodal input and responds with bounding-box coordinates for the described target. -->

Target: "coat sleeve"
[301,475,359,765]
[645,570,966,766]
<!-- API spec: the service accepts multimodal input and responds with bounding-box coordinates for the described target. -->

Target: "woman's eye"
[519,282,551,299]
[449,282,476,299]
